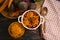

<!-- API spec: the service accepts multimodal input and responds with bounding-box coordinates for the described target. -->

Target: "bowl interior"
[22,10,41,30]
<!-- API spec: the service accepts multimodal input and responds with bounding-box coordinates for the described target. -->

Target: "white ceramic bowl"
[18,10,44,30]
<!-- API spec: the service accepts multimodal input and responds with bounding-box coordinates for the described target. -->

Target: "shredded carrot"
[0,0,4,3]
[8,0,13,8]
[23,11,40,28]
[8,22,25,38]
[0,0,8,12]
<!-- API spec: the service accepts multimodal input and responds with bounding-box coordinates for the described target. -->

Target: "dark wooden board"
[0,13,45,40]
[0,0,45,40]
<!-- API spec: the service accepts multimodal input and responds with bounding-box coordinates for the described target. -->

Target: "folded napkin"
[43,0,60,40]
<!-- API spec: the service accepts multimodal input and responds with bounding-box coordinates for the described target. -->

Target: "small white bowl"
[18,10,44,30]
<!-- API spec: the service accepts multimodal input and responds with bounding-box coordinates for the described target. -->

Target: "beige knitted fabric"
[43,0,60,40]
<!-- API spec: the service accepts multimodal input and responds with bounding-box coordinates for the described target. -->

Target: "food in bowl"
[23,11,40,28]
[8,22,25,38]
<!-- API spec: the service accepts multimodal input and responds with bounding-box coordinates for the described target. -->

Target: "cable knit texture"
[43,0,60,40]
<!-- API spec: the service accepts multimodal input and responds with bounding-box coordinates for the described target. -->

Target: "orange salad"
[23,11,40,28]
